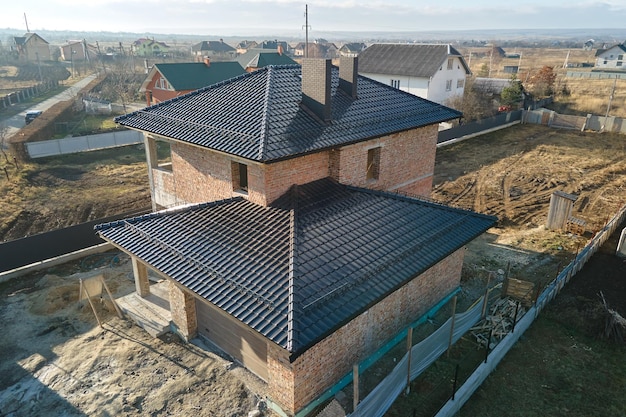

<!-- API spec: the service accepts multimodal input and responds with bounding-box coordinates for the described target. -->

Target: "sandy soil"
[0,254,267,417]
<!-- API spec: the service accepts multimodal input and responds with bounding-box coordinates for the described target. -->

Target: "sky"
[2,1,626,37]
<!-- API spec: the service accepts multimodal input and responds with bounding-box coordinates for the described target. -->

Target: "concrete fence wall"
[1,80,60,108]
[26,129,143,158]
[435,203,626,417]
[523,108,626,134]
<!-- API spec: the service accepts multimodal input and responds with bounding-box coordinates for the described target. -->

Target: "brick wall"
[169,281,198,342]
[335,125,438,198]
[262,153,330,205]
[162,125,436,208]
[167,142,238,204]
[267,248,466,413]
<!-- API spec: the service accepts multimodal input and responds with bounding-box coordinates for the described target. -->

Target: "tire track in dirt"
[473,171,487,213]
[447,176,476,207]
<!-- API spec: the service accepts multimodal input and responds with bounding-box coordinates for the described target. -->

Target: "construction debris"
[502,277,535,307]
[470,297,525,349]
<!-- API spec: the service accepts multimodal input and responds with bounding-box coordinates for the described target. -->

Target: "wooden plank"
[196,300,268,380]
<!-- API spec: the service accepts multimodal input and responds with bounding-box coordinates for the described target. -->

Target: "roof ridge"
[257,66,273,159]
[287,183,299,352]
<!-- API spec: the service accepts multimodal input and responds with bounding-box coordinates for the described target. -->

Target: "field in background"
[459,46,626,119]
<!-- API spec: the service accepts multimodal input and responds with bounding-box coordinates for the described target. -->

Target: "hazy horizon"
[3,1,626,40]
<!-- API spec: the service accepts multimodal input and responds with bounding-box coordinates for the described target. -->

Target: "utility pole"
[302,4,311,58]
[24,13,30,32]
[602,77,618,131]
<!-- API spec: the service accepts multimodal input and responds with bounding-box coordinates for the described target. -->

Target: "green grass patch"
[461,305,626,417]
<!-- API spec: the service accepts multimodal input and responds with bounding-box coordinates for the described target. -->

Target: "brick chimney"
[301,58,331,123]
[339,56,358,99]
[277,44,283,56]
[203,56,210,67]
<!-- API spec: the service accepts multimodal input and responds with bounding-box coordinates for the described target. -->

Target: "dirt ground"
[433,124,626,286]
[0,253,267,417]
[0,146,151,241]
[2,123,626,416]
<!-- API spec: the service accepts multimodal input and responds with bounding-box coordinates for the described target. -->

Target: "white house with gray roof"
[595,43,626,69]
[358,43,471,105]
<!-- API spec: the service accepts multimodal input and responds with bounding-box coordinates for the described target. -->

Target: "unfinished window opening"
[232,162,248,193]
[156,141,172,171]
[367,147,381,180]
[447,58,454,70]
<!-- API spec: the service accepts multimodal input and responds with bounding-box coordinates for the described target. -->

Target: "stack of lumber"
[470,297,525,349]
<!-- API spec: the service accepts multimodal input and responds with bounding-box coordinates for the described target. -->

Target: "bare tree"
[0,122,11,165]
[446,77,498,123]
[98,56,143,113]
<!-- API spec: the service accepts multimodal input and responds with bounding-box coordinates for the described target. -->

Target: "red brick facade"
[148,123,437,208]
[333,124,438,198]
[143,72,193,106]
[267,248,465,413]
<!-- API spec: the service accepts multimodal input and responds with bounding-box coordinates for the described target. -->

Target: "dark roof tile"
[96,179,496,354]
[116,64,461,163]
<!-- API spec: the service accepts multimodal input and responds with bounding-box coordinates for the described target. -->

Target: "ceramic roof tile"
[116,64,461,163]
[96,179,496,354]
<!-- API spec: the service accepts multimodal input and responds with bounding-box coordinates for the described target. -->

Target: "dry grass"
[459,47,626,118]
[0,146,151,241]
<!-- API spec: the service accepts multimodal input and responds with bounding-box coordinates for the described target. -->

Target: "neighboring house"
[139,59,246,106]
[236,49,296,72]
[11,33,51,62]
[258,40,291,55]
[339,42,367,57]
[60,40,97,62]
[473,77,515,95]
[236,40,258,54]
[133,38,170,57]
[97,58,496,416]
[358,43,471,105]
[292,42,336,59]
[595,43,626,69]
[583,39,594,51]
[191,39,237,61]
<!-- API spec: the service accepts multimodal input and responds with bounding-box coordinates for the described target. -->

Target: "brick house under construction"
[95,57,496,415]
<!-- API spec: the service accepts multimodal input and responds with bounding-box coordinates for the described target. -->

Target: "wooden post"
[481,272,492,318]
[100,275,124,319]
[512,301,520,333]
[406,327,413,394]
[451,364,460,400]
[447,296,458,358]
[484,327,493,363]
[80,278,103,328]
[353,363,359,411]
